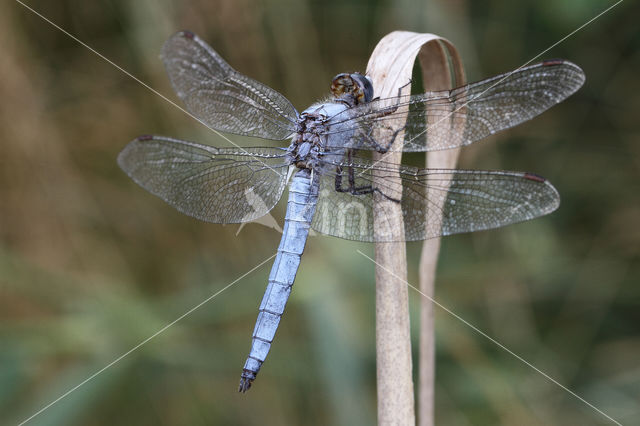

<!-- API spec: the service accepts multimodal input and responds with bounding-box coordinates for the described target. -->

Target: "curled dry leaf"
[365,31,465,426]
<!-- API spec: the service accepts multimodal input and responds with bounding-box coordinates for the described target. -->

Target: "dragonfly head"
[330,72,374,105]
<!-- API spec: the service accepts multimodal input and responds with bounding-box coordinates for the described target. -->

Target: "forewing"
[327,60,585,152]
[312,156,560,242]
[118,136,289,223]
[162,31,298,140]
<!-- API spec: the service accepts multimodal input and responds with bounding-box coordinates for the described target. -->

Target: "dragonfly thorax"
[287,74,374,171]
[288,111,326,169]
[288,100,353,171]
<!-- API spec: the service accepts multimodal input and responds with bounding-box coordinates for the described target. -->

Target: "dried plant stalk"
[366,31,465,426]
[416,40,466,426]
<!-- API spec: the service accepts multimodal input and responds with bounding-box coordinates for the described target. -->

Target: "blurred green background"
[1,0,638,424]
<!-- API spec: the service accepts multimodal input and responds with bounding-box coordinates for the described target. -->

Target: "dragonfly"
[118,31,585,392]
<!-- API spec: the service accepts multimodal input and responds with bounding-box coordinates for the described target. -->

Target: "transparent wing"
[118,135,290,223]
[162,31,298,140]
[326,60,585,152]
[312,155,560,242]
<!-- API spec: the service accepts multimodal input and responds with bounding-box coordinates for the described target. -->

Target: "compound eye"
[330,73,354,98]
[350,73,374,103]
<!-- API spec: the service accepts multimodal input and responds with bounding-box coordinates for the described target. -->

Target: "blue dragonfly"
[118,31,585,392]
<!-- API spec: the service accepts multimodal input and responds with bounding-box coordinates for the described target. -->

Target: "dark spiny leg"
[363,81,412,153]
[398,78,413,94]
[335,154,362,194]
[347,150,357,188]
[347,164,400,202]
[370,78,412,102]
[334,165,344,192]
[332,150,400,203]
[369,79,411,118]
[346,150,372,195]
[361,125,406,153]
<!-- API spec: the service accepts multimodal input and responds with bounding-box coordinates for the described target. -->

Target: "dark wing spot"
[542,59,565,67]
[523,172,546,183]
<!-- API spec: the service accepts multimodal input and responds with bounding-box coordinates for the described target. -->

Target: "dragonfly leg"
[361,79,414,152]
[359,125,406,153]
[333,151,400,203]
[370,78,412,102]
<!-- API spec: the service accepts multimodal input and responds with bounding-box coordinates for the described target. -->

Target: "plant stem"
[367,32,465,426]
[417,40,466,426]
